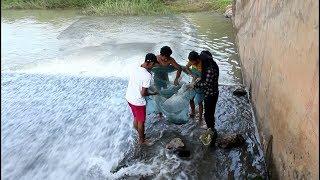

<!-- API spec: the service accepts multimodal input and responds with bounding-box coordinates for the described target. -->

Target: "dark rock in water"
[174,148,191,158]
[233,88,247,96]
[166,137,185,149]
[166,137,191,159]
[216,134,245,149]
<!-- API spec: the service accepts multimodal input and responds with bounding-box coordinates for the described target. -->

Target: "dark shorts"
[128,102,146,123]
[152,65,177,90]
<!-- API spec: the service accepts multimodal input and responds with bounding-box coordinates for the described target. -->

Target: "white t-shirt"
[125,66,152,106]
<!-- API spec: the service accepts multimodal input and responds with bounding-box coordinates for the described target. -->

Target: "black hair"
[201,50,212,57]
[200,51,219,81]
[145,53,158,64]
[188,51,199,61]
[199,51,213,80]
[160,46,172,58]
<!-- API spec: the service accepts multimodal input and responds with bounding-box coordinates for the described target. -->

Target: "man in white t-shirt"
[125,53,159,145]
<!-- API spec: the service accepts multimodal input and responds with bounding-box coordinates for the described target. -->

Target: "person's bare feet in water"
[138,139,153,146]
[138,133,152,145]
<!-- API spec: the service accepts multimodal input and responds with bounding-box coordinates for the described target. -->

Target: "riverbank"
[1,0,231,15]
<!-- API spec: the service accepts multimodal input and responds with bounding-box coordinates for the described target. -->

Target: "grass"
[1,0,232,16]
[166,0,231,13]
[210,0,233,11]
[83,0,170,16]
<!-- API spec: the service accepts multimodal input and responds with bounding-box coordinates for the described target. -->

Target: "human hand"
[195,78,201,82]
[186,83,195,89]
[149,90,159,96]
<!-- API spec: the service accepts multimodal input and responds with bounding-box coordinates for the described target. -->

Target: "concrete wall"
[232,0,319,179]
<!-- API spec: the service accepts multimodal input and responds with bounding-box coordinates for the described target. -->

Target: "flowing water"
[1,10,266,179]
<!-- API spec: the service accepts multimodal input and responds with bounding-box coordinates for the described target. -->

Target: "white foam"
[15,53,142,79]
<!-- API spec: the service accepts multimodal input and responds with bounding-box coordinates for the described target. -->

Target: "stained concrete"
[232,0,319,179]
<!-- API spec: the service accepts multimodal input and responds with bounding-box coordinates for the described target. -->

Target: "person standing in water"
[183,51,205,124]
[153,46,182,90]
[188,51,219,143]
[125,53,159,145]
[151,46,182,117]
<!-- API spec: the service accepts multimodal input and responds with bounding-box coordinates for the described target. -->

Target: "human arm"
[186,77,201,89]
[194,66,217,90]
[194,71,209,89]
[183,61,195,77]
[140,75,158,97]
[170,58,182,85]
[141,87,158,97]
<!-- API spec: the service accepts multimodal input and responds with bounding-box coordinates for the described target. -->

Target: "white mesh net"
[148,83,195,124]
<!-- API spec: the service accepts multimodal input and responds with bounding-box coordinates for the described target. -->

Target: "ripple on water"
[2,11,242,85]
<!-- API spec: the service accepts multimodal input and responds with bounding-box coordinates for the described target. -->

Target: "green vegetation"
[83,0,169,16]
[1,0,232,15]
[210,0,233,11]
[165,0,231,13]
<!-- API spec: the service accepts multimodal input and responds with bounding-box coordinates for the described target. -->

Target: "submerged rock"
[216,134,245,149]
[166,138,185,149]
[174,149,191,158]
[233,88,247,96]
[166,138,191,158]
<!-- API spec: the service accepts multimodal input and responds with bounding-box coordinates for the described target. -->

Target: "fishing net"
[146,65,197,124]
[147,83,195,124]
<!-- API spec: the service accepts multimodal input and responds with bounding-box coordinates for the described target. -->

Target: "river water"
[1,10,266,179]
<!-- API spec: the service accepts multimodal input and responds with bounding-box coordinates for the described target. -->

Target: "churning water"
[1,10,266,179]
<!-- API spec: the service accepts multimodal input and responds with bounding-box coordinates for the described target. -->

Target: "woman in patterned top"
[188,51,219,141]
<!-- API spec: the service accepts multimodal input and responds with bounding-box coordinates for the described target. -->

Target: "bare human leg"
[199,102,203,121]
[189,99,195,118]
[133,119,138,131]
[137,121,146,144]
